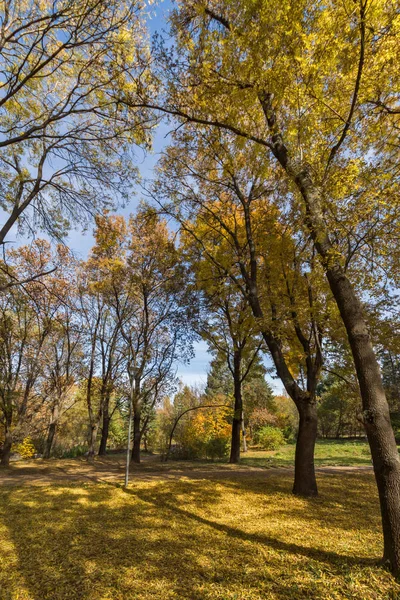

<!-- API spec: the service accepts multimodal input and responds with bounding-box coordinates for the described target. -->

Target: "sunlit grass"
[0,470,399,599]
[241,439,378,468]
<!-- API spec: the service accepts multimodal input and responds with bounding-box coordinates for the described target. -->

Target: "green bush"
[168,444,200,460]
[256,426,285,450]
[204,436,230,460]
[62,445,88,459]
[51,444,88,459]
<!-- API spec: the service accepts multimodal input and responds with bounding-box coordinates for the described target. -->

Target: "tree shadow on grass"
[127,486,375,568]
[0,476,398,600]
[212,471,382,532]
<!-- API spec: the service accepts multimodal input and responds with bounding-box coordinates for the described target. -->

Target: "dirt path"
[0,455,374,487]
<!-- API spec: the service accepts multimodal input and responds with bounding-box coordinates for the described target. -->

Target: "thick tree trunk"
[0,431,12,466]
[229,351,242,464]
[98,415,110,456]
[131,411,141,464]
[260,100,400,567]
[293,400,318,496]
[326,265,400,573]
[230,417,241,463]
[286,150,400,567]
[258,329,319,496]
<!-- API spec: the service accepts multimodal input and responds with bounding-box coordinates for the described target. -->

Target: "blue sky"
[1,0,283,394]
[63,122,283,392]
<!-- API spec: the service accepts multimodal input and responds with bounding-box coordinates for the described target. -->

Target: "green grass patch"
[241,439,385,468]
[0,471,399,599]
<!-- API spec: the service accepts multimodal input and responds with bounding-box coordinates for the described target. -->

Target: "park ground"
[0,440,399,600]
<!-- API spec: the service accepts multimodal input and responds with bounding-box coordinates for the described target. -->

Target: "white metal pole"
[125,396,133,488]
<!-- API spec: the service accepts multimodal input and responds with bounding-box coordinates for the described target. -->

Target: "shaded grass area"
[0,471,399,599]
[241,439,379,468]
[0,441,387,482]
[0,441,381,488]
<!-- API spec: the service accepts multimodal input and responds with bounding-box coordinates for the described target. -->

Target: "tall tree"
[147,0,400,572]
[191,258,264,462]
[0,241,64,465]
[92,208,194,464]
[78,219,126,459]
[154,134,333,495]
[41,251,83,458]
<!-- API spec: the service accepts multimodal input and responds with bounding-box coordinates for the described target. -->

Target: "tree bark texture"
[293,400,318,496]
[230,351,242,463]
[0,431,12,466]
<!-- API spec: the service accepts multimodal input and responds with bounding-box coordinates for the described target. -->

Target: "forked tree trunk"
[240,205,320,496]
[131,411,141,464]
[87,423,99,461]
[0,431,12,466]
[260,328,319,496]
[230,351,242,464]
[293,400,318,496]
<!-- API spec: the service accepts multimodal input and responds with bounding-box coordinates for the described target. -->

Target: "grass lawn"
[1,467,400,599]
[241,439,377,468]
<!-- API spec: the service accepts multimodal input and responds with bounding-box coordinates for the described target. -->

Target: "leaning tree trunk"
[230,351,242,464]
[326,264,400,573]
[131,410,141,464]
[260,92,400,572]
[241,224,320,494]
[0,430,12,466]
[296,160,400,569]
[293,399,318,496]
[260,329,319,496]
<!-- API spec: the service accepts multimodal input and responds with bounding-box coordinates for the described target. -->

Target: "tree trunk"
[293,400,318,497]
[131,410,141,464]
[239,183,321,495]
[43,422,57,459]
[229,351,242,464]
[87,424,99,461]
[0,431,12,466]
[98,416,110,456]
[326,265,400,573]
[242,411,247,453]
[260,97,400,569]
[43,404,59,459]
[98,396,110,456]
